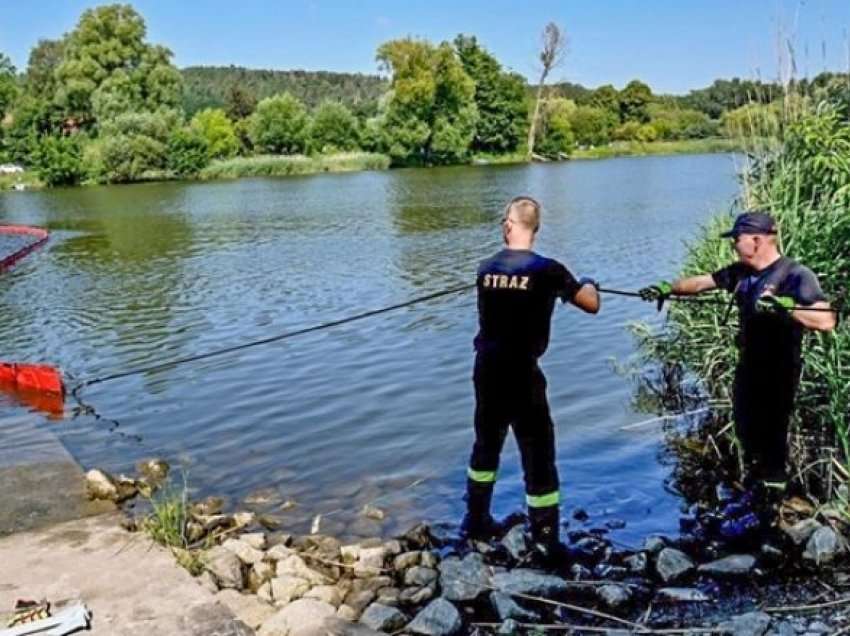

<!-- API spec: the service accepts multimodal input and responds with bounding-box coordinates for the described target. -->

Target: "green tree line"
[2,3,849,187]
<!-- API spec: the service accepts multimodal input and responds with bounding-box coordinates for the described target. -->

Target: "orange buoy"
[0,225,49,271]
[0,363,64,394]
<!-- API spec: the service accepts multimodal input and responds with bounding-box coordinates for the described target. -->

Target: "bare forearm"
[791,301,837,332]
[671,274,717,295]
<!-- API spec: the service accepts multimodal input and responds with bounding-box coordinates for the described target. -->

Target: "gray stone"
[360,603,408,632]
[265,544,296,562]
[352,576,394,594]
[337,605,359,621]
[404,566,438,587]
[439,553,491,602]
[501,524,529,560]
[304,585,343,607]
[597,584,632,609]
[276,554,330,585]
[204,545,245,590]
[136,458,170,482]
[783,519,823,546]
[718,611,772,636]
[420,552,439,569]
[807,622,830,634]
[698,554,756,577]
[355,547,388,578]
[491,568,568,597]
[655,587,711,602]
[394,551,422,571]
[258,598,336,636]
[624,552,648,574]
[240,532,268,551]
[85,469,122,502]
[644,535,666,553]
[406,598,462,636]
[399,586,435,606]
[803,527,844,565]
[655,548,695,583]
[223,538,266,565]
[376,587,401,606]
[182,602,254,636]
[269,574,310,605]
[769,619,796,636]
[489,591,539,622]
[215,589,276,630]
[346,589,378,613]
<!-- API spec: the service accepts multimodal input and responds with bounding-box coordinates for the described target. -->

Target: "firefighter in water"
[462,195,600,564]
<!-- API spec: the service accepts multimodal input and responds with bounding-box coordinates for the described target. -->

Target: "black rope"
[71,282,475,394]
[597,286,841,313]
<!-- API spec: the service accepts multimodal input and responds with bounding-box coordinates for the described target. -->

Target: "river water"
[0,154,741,544]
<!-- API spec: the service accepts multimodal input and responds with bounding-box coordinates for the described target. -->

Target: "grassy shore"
[0,171,43,191]
[571,138,743,160]
[199,152,391,180]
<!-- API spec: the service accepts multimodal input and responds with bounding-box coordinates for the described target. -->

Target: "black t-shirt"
[473,249,580,360]
[712,256,826,373]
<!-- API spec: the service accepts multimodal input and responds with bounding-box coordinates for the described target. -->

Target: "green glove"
[755,295,795,313]
[638,280,673,302]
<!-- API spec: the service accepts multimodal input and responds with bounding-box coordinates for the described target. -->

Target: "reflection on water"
[0,155,740,542]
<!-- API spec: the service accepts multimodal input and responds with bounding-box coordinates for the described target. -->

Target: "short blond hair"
[504,196,541,232]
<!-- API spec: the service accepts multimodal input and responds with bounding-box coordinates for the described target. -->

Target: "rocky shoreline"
[83,462,850,635]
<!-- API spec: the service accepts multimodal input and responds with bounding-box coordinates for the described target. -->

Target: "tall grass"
[638,96,850,504]
[571,138,745,160]
[199,152,391,180]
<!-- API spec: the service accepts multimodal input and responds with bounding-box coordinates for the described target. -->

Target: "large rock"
[501,524,529,560]
[85,469,133,502]
[718,611,772,636]
[439,553,491,601]
[404,566,438,587]
[276,555,330,585]
[215,589,276,630]
[783,518,822,546]
[624,552,648,575]
[406,598,462,636]
[223,538,266,565]
[304,585,343,607]
[270,574,310,605]
[491,569,568,597]
[489,591,539,622]
[136,458,170,482]
[597,584,632,609]
[655,548,695,583]
[355,547,388,578]
[803,526,844,565]
[204,545,245,590]
[394,551,422,571]
[698,554,756,578]
[359,602,408,632]
[258,598,336,636]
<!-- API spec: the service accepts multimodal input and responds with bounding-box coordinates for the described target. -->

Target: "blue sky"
[2,1,849,94]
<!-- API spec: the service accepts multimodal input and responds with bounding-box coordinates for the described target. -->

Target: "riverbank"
[571,138,743,160]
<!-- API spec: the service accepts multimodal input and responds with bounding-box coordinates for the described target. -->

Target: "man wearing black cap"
[640,211,835,500]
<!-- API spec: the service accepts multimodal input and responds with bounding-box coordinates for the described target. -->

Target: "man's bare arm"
[671,274,717,295]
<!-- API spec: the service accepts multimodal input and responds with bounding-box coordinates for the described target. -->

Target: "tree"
[53,4,182,126]
[224,83,257,120]
[536,98,576,157]
[527,23,567,158]
[33,135,85,186]
[167,127,209,176]
[568,105,616,146]
[249,93,309,154]
[619,80,653,123]
[0,53,18,120]
[25,39,64,100]
[454,35,528,153]
[587,84,619,114]
[190,108,239,159]
[98,109,179,182]
[308,101,360,153]
[376,38,477,165]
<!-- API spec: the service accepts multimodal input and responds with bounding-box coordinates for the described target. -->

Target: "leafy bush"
[249,93,310,154]
[33,134,85,186]
[308,101,360,153]
[190,108,238,160]
[167,127,210,177]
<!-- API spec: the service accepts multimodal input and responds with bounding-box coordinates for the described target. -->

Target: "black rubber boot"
[460,479,500,541]
[529,506,572,571]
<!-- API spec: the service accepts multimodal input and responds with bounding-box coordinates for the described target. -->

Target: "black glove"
[638,280,673,311]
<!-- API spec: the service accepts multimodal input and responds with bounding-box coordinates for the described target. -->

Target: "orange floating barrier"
[0,225,49,271]
[0,363,64,394]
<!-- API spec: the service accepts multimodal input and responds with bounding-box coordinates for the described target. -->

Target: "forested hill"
[181,66,388,116]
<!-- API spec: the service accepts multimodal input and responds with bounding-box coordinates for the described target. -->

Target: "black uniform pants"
[468,353,559,508]
[733,361,800,484]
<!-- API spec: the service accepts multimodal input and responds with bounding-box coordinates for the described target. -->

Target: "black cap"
[720,211,777,238]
